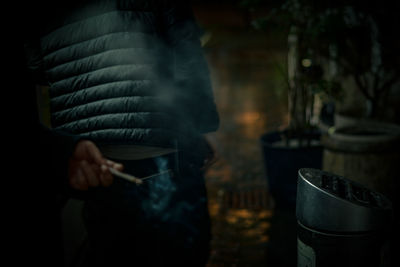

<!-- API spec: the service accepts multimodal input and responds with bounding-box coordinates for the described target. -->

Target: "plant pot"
[334,113,375,129]
[321,122,400,202]
[260,129,323,209]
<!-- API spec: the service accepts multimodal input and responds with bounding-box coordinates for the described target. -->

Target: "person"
[24,0,219,266]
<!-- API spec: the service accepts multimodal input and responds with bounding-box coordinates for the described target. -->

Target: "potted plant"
[290,0,400,202]
[240,0,332,209]
[238,2,343,265]
[242,0,400,203]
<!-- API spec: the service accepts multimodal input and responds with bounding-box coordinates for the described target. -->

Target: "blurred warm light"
[226,213,239,224]
[233,209,253,218]
[235,111,261,125]
[258,210,273,218]
[259,235,270,242]
[301,58,312,67]
[205,159,233,183]
[208,201,220,217]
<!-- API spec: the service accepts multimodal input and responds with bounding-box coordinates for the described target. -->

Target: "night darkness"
[6,0,400,266]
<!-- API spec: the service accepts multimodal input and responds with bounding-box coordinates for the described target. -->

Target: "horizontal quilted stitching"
[46,48,157,81]
[35,1,218,147]
[41,10,156,54]
[51,96,161,124]
[39,6,176,146]
[49,64,157,97]
[50,80,154,111]
[43,32,156,68]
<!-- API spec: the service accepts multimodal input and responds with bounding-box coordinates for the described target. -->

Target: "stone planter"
[322,122,400,202]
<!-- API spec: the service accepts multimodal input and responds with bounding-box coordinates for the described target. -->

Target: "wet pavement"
[192,3,296,266]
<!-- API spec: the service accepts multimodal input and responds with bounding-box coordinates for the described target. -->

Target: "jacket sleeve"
[162,1,219,134]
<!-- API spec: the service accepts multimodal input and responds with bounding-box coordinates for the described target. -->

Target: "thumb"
[84,140,106,165]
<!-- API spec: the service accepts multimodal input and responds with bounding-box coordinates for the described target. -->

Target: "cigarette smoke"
[141,156,176,219]
[139,156,207,247]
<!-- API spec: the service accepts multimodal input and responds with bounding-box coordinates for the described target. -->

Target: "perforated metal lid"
[296,168,392,233]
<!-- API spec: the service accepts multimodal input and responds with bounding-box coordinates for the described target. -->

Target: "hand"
[68,140,123,191]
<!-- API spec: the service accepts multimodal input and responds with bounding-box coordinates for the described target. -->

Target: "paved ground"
[193,4,296,265]
[194,5,298,264]
[204,160,298,267]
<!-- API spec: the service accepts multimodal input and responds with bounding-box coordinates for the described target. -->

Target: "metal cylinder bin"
[296,168,392,267]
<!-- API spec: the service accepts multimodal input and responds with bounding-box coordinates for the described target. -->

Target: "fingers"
[99,164,113,187]
[70,140,124,190]
[80,160,99,187]
[99,160,123,186]
[99,160,125,187]
[75,140,106,166]
[106,160,124,171]
[69,160,122,190]
[70,168,89,191]
[85,141,106,166]
[69,160,101,190]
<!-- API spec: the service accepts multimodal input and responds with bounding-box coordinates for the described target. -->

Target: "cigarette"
[140,169,173,181]
[109,167,143,185]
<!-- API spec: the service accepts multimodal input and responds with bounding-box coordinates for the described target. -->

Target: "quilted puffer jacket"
[25,0,219,149]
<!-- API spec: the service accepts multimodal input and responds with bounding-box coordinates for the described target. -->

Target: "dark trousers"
[82,153,211,266]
